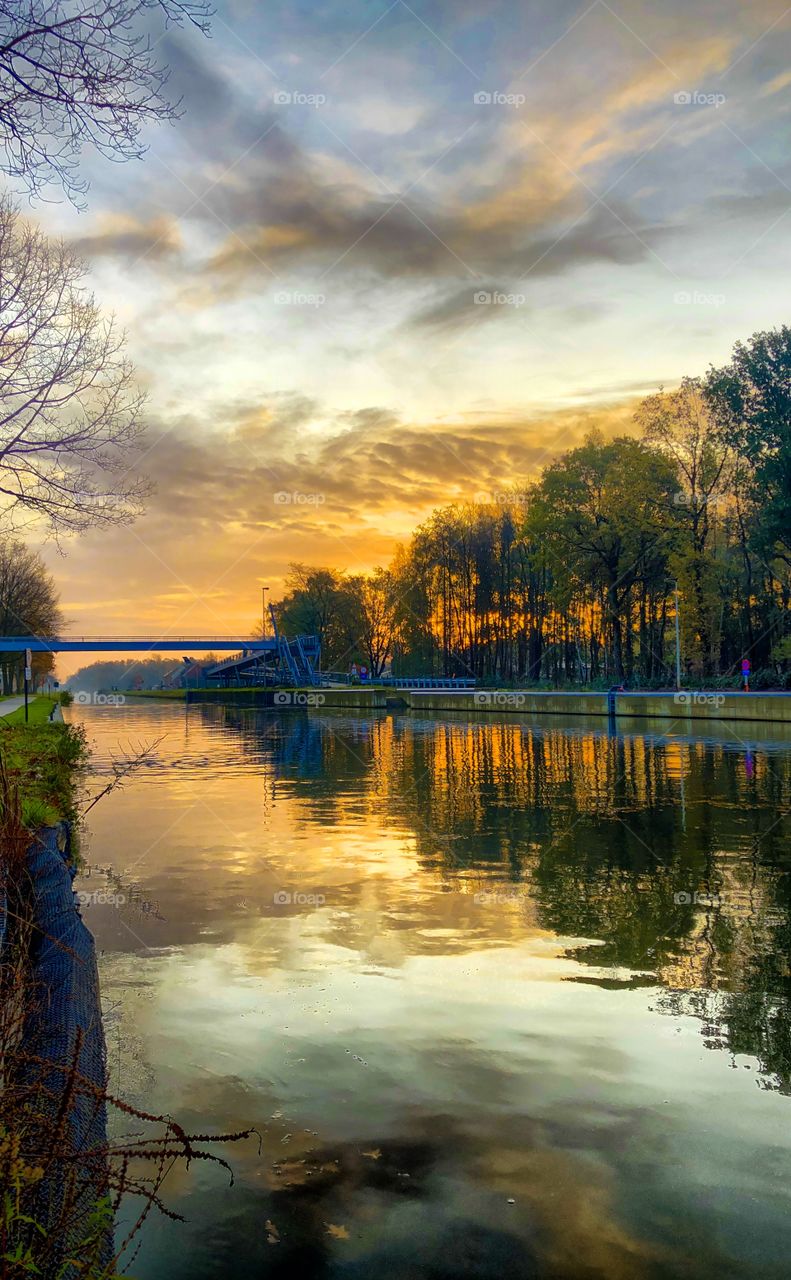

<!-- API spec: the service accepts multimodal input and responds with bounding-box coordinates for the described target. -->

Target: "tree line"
[276,328,791,688]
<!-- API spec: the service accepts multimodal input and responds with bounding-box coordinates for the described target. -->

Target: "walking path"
[0,696,26,717]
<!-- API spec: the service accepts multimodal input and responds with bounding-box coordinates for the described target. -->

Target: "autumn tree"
[389,541,436,676]
[525,435,681,682]
[345,568,398,677]
[275,565,353,670]
[705,327,791,569]
[637,378,730,674]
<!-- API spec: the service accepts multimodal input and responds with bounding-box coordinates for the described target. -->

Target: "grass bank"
[3,694,58,725]
[129,687,258,702]
[0,697,87,831]
[125,687,186,699]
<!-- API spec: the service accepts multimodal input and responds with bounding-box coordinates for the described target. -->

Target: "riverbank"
[0,822,114,1274]
[0,698,109,1272]
[0,697,86,829]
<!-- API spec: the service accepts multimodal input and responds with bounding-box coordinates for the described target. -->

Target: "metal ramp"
[204,651,264,686]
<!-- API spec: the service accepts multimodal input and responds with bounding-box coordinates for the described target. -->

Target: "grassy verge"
[2,695,58,726]
[128,688,264,701]
[126,688,186,699]
[0,706,87,831]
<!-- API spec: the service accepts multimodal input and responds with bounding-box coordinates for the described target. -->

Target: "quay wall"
[400,689,791,724]
[129,686,791,724]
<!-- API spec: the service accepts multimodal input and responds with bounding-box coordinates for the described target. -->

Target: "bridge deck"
[0,637,276,653]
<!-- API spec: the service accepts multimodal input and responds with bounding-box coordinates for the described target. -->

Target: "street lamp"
[262,586,270,639]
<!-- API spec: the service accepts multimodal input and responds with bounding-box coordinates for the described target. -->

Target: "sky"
[25,0,791,676]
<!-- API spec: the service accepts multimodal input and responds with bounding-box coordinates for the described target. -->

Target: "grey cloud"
[195,168,668,315]
[412,282,518,329]
[69,215,182,262]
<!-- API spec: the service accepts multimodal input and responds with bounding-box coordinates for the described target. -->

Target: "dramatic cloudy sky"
[30,0,791,672]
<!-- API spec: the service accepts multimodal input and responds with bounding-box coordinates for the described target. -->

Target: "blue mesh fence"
[17,823,113,1274]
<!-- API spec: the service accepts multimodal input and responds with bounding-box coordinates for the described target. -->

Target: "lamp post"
[262,586,270,639]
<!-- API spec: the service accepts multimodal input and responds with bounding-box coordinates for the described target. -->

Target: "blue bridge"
[2,621,323,688]
[0,636,276,653]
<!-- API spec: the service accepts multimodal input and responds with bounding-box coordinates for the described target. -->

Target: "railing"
[319,674,477,690]
[0,634,321,655]
[0,636,276,642]
[0,636,277,651]
[382,677,477,690]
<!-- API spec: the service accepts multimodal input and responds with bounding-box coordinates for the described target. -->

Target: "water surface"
[73,701,791,1279]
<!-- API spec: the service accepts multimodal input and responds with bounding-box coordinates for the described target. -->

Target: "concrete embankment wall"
[405,691,608,717]
[130,687,389,708]
[131,685,791,724]
[400,689,791,724]
[301,687,387,709]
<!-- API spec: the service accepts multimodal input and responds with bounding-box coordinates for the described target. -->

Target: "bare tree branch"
[0,0,212,205]
[0,198,151,537]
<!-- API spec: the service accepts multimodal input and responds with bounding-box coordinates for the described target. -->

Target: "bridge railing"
[381,677,477,690]
[0,636,280,652]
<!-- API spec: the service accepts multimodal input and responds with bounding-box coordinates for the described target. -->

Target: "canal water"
[72,701,791,1279]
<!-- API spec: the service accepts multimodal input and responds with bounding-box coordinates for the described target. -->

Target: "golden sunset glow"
[15,0,790,676]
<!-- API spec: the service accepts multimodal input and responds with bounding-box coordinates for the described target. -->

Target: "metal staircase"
[269,605,320,686]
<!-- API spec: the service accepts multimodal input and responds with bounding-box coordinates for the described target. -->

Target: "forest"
[276,326,791,688]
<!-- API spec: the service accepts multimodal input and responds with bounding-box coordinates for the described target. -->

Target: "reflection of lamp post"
[674,581,682,690]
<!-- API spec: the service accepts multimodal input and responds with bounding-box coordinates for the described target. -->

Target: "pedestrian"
[741,656,751,692]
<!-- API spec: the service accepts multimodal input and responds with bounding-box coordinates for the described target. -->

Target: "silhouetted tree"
[0,539,61,690]
[0,0,211,204]
[0,201,149,536]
